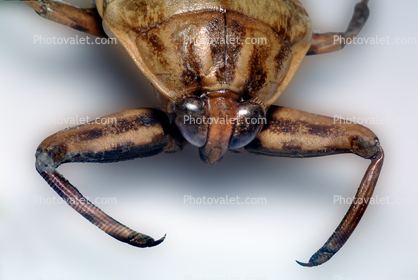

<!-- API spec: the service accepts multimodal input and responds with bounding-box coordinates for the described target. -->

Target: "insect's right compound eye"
[229,102,266,149]
[174,97,208,147]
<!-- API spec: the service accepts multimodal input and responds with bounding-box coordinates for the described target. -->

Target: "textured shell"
[99,0,312,106]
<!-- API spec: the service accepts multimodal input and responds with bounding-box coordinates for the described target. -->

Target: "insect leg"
[307,0,370,55]
[25,0,105,37]
[35,109,182,247]
[245,105,384,266]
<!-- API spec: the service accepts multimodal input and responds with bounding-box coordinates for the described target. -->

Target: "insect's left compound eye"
[229,102,266,149]
[174,97,208,147]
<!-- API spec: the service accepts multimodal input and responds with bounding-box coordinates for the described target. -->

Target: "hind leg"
[246,105,384,266]
[308,0,370,55]
[26,0,105,37]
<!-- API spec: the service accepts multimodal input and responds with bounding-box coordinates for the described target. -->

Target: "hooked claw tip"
[296,260,317,267]
[296,249,335,267]
[151,234,167,247]
[129,233,167,248]
[144,233,166,247]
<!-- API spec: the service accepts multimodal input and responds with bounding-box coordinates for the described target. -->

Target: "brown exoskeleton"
[28,0,383,266]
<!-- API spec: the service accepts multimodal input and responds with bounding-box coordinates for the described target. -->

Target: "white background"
[1,1,418,279]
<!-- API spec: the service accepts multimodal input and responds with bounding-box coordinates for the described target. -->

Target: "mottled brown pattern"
[180,43,202,87]
[115,0,166,32]
[305,123,336,137]
[135,29,169,67]
[274,42,291,75]
[99,1,312,103]
[267,119,339,138]
[37,109,173,167]
[225,19,245,83]
[207,15,227,83]
[147,33,166,56]
[268,119,299,134]
[115,114,161,133]
[47,144,68,163]
[244,45,269,94]
[77,128,104,141]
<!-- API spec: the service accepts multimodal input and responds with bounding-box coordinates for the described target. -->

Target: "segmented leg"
[246,106,384,266]
[25,0,105,37]
[308,0,370,55]
[35,109,182,247]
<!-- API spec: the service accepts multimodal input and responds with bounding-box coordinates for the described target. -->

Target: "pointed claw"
[297,248,335,267]
[128,233,166,248]
[151,234,167,247]
[296,260,316,267]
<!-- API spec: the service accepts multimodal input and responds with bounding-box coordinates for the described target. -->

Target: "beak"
[199,95,238,164]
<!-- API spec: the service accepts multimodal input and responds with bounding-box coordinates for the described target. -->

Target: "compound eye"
[229,102,266,149]
[174,97,208,147]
